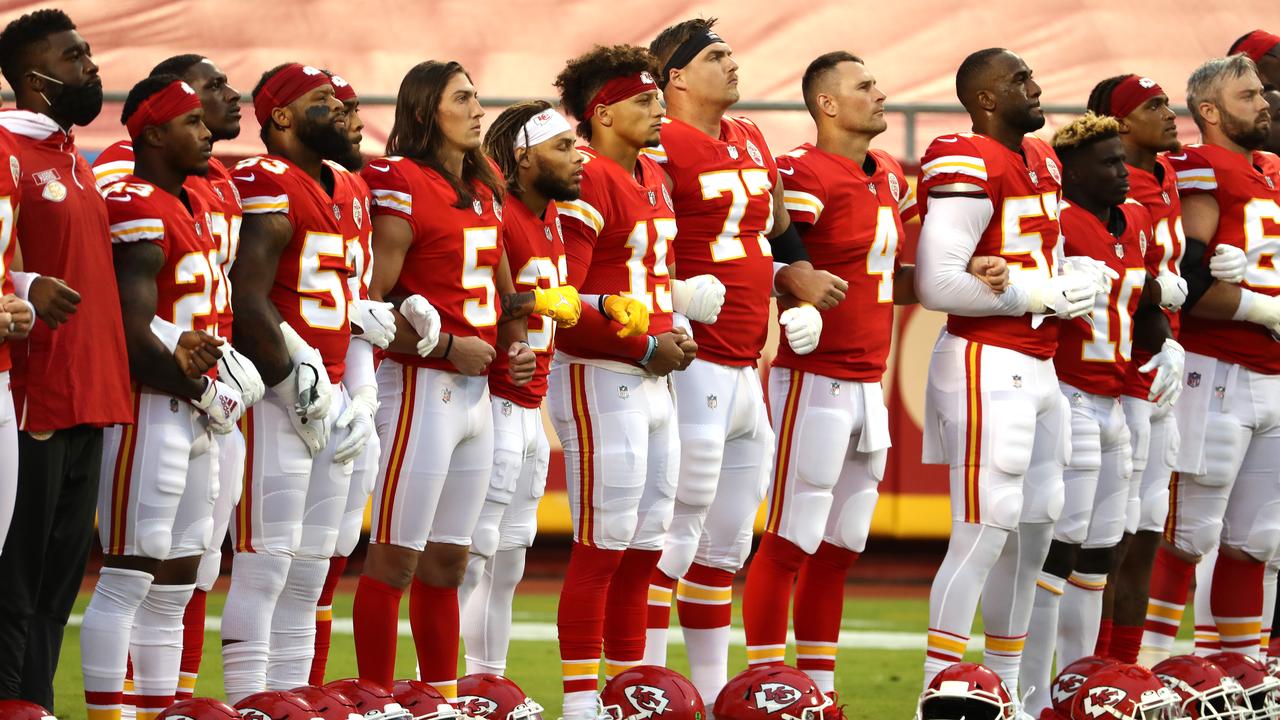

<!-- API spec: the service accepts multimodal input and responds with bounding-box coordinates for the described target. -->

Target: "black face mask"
[32,71,103,127]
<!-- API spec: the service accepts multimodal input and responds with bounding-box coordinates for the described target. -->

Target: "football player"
[221,63,367,701]
[1139,54,1280,664]
[351,60,563,697]
[1019,113,1184,716]
[640,19,846,701]
[913,48,1104,696]
[1230,31,1280,153]
[0,109,32,561]
[741,51,1007,698]
[80,74,243,720]
[549,44,697,720]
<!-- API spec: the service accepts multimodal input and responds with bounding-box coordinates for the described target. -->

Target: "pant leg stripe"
[963,342,984,524]
[570,364,596,547]
[109,390,143,555]
[376,363,417,545]
[766,369,805,534]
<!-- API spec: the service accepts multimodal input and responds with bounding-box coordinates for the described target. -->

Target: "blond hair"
[1052,111,1121,153]
[1186,55,1260,130]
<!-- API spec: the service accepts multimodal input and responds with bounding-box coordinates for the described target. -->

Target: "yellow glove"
[532,285,582,327]
[604,295,650,337]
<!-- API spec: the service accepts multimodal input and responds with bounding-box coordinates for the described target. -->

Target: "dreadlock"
[1086,74,1132,117]
[483,99,554,196]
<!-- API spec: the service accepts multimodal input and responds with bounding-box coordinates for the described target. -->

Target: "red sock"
[410,579,460,693]
[676,562,735,631]
[794,542,857,679]
[176,588,207,699]
[1094,618,1113,657]
[310,555,348,686]
[602,548,660,675]
[353,574,404,690]
[1143,546,1196,649]
[559,542,623,694]
[647,568,677,634]
[1109,624,1144,663]
[743,533,807,667]
[1211,552,1265,657]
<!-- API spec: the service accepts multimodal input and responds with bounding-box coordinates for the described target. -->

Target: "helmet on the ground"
[1071,663,1186,720]
[1204,653,1280,720]
[391,678,464,720]
[325,678,412,720]
[0,700,58,719]
[714,665,832,720]
[1154,655,1248,719]
[600,665,705,720]
[454,674,543,720]
[916,662,1016,720]
[234,690,322,720]
[1051,655,1122,718]
[157,697,241,719]
[291,685,362,720]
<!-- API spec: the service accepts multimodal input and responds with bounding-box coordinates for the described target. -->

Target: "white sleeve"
[914,195,1031,317]
[342,336,378,392]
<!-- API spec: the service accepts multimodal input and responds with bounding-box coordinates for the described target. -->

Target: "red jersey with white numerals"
[362,156,502,372]
[0,128,19,373]
[489,198,565,407]
[1173,144,1280,375]
[103,174,220,381]
[233,155,352,383]
[556,147,675,366]
[648,115,776,365]
[774,144,915,382]
[1054,200,1152,397]
[918,132,1064,358]
[324,160,373,302]
[1123,155,1184,399]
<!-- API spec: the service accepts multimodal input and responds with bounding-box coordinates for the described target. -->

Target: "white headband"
[514,108,573,152]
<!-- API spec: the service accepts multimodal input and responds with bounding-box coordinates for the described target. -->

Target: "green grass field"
[51,590,1198,720]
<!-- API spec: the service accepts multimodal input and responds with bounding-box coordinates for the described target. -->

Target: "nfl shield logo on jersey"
[647,190,657,207]
[473,198,484,215]
[727,146,739,160]
[544,226,553,241]
[1161,191,1170,205]
[331,203,342,221]
[746,140,764,167]
[1188,372,1201,388]
[1114,242,1124,258]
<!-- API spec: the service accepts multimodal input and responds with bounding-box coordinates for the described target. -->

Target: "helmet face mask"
[915,665,1017,720]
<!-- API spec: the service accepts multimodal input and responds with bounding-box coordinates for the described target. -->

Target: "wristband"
[639,335,658,365]
[10,271,40,301]
[597,294,610,315]
[442,333,455,358]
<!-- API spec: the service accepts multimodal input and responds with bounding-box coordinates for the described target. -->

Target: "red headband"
[1234,30,1280,62]
[126,79,202,139]
[1109,75,1165,119]
[329,73,357,102]
[583,71,658,120]
[254,63,331,126]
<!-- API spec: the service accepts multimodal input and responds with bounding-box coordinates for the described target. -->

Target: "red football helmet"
[392,679,465,720]
[1154,655,1248,719]
[1050,656,1122,718]
[1072,663,1186,720]
[1205,652,1280,720]
[325,678,412,720]
[291,685,362,720]
[714,665,832,720]
[157,697,242,719]
[234,690,322,720]
[455,673,544,720]
[599,665,705,720]
[0,700,56,719]
[915,662,1016,720]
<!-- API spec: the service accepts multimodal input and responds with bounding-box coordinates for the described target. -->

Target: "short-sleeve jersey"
[1054,200,1152,397]
[918,132,1064,358]
[1122,155,1184,399]
[232,154,352,383]
[775,144,914,382]
[556,147,676,365]
[324,159,373,302]
[0,129,19,373]
[362,156,502,372]
[647,115,776,365]
[488,198,566,407]
[1172,144,1280,375]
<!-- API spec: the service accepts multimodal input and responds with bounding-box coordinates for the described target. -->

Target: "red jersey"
[104,175,220,381]
[774,144,913,382]
[362,157,502,372]
[1173,144,1280,375]
[233,154,352,383]
[1123,156,1184,399]
[1054,200,1152,397]
[489,198,566,407]
[648,115,775,365]
[324,160,373,302]
[556,147,675,366]
[0,128,19,374]
[918,132,1064,358]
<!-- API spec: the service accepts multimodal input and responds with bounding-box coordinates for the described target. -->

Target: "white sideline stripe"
[65,615,1196,653]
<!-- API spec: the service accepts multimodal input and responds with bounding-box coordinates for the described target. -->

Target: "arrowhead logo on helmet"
[456,695,500,718]
[1052,673,1087,706]
[625,685,670,716]
[1081,686,1127,718]
[239,711,274,720]
[752,683,801,713]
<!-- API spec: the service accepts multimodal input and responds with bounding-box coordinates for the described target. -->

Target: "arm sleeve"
[343,336,377,391]
[914,194,1030,317]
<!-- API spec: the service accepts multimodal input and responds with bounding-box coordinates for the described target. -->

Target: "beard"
[334,142,365,171]
[1221,106,1271,150]
[296,107,353,162]
[531,162,579,202]
[1010,107,1046,134]
[47,81,103,126]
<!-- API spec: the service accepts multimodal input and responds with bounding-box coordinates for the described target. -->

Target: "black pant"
[0,426,103,712]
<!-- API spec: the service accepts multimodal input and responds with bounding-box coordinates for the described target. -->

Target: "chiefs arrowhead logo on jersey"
[456,695,499,718]
[752,683,802,714]
[745,140,764,167]
[888,173,901,202]
[9,155,19,185]
[624,684,670,717]
[494,199,503,221]
[1080,686,1126,718]
[661,185,673,211]
[353,197,363,229]
[1045,157,1062,184]
[1052,673,1087,705]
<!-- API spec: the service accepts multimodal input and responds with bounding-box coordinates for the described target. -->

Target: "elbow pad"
[770,223,810,264]
[1179,239,1214,311]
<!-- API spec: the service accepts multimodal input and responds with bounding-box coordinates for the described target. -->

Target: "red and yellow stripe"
[570,364,597,546]
[376,364,418,545]
[108,392,144,555]
[235,406,257,552]
[1163,472,1180,544]
[963,342,984,524]
[766,369,805,534]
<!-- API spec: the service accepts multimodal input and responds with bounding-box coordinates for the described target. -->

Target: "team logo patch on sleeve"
[625,685,670,716]
[888,173,901,202]
[1045,157,1062,184]
[746,140,764,167]
[353,198,363,228]
[9,156,19,185]
[752,683,801,713]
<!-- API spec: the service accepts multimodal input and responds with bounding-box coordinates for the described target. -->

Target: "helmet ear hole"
[919,697,1001,720]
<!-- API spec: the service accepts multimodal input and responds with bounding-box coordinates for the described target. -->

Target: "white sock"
[222,552,290,703]
[131,582,195,717]
[925,522,1010,688]
[1194,547,1219,655]
[684,625,731,708]
[981,522,1053,696]
[81,568,154,708]
[1021,572,1066,717]
[1059,571,1107,668]
[807,669,835,695]
[562,690,600,720]
[462,547,526,676]
[267,556,329,690]
[644,626,669,667]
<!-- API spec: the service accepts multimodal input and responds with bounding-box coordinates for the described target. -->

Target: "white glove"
[1233,289,1280,335]
[1210,244,1247,283]
[1154,271,1188,312]
[671,275,726,324]
[779,303,822,355]
[1024,259,1100,319]
[1139,337,1185,409]
[333,385,377,463]
[217,344,266,407]
[192,377,244,435]
[400,294,441,357]
[279,321,333,421]
[269,370,330,457]
[349,298,397,350]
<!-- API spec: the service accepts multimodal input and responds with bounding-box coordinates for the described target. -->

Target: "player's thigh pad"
[1053,387,1106,544]
[631,376,680,551]
[199,426,246,589]
[336,426,380,558]
[670,359,735,510]
[235,392,314,554]
[497,410,549,552]
[1136,406,1178,533]
[297,389,355,558]
[826,445,886,553]
[1083,397,1134,549]
[428,376,494,546]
